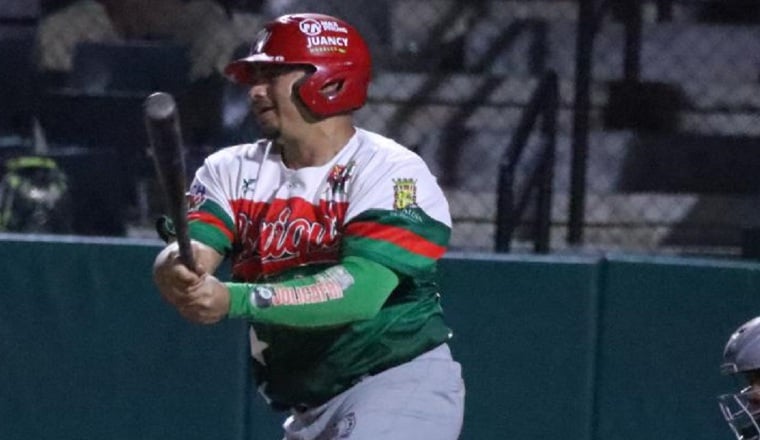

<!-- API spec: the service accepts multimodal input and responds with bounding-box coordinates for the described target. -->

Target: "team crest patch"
[393,178,417,210]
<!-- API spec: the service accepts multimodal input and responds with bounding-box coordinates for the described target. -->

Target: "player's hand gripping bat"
[144,92,197,272]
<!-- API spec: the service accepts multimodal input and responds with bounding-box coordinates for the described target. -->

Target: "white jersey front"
[186,127,451,282]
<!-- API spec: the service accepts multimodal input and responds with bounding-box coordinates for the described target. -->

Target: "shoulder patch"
[393,178,417,210]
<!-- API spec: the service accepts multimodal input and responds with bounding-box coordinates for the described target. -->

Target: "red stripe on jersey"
[189,211,234,242]
[345,221,446,259]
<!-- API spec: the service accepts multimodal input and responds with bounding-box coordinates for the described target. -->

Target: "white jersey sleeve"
[341,130,451,277]
[186,142,269,254]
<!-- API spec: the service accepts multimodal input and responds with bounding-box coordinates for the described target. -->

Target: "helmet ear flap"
[319,78,345,99]
[297,66,369,117]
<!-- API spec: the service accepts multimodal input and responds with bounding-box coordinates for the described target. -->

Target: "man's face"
[246,64,313,140]
[745,371,760,409]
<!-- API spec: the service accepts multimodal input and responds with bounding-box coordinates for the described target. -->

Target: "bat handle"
[178,240,197,273]
[174,216,197,272]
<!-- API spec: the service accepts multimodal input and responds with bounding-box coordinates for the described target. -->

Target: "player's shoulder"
[203,139,270,167]
[354,128,425,167]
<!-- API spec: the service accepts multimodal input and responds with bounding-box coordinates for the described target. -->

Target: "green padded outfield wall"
[439,253,600,440]
[2,236,760,440]
[0,237,254,440]
[593,255,760,440]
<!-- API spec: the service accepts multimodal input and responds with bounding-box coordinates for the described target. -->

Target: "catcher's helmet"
[719,317,760,440]
[723,316,760,375]
[224,13,371,118]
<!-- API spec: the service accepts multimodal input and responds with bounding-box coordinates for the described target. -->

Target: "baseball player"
[152,13,465,440]
[718,316,760,440]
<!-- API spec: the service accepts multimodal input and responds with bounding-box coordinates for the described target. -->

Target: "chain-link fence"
[564,0,760,258]
[2,0,759,256]
[351,0,760,256]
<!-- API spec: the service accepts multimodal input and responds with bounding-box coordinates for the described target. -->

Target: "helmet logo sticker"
[306,36,349,52]
[299,18,349,36]
[299,18,322,36]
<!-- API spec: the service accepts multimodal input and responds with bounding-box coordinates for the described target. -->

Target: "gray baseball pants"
[282,343,465,439]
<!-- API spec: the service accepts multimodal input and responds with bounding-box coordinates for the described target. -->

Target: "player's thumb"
[194,262,208,277]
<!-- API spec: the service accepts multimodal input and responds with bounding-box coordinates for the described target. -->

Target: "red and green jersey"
[186,128,453,407]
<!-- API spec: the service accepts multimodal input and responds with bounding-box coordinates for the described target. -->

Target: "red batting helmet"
[224,13,372,118]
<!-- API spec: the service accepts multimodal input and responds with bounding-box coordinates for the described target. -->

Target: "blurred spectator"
[0,0,41,21]
[262,0,389,48]
[35,0,118,75]
[35,0,262,81]
[216,0,265,14]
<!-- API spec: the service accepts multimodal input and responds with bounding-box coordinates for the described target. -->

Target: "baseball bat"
[144,91,197,272]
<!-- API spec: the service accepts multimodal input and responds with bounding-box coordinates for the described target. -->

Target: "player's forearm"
[225,256,399,327]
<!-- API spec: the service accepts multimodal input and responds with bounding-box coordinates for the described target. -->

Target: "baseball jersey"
[186,127,453,408]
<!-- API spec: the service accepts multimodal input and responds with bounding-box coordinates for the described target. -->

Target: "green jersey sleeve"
[225,255,400,328]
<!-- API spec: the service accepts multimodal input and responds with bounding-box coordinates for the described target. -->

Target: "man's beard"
[261,126,280,140]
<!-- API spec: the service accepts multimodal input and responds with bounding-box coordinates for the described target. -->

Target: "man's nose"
[249,83,268,99]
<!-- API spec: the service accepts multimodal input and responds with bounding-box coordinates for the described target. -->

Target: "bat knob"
[144,92,177,121]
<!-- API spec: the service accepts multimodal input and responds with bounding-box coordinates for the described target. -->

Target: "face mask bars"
[719,388,760,440]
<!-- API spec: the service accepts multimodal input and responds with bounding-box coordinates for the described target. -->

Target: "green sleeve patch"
[225,256,399,328]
